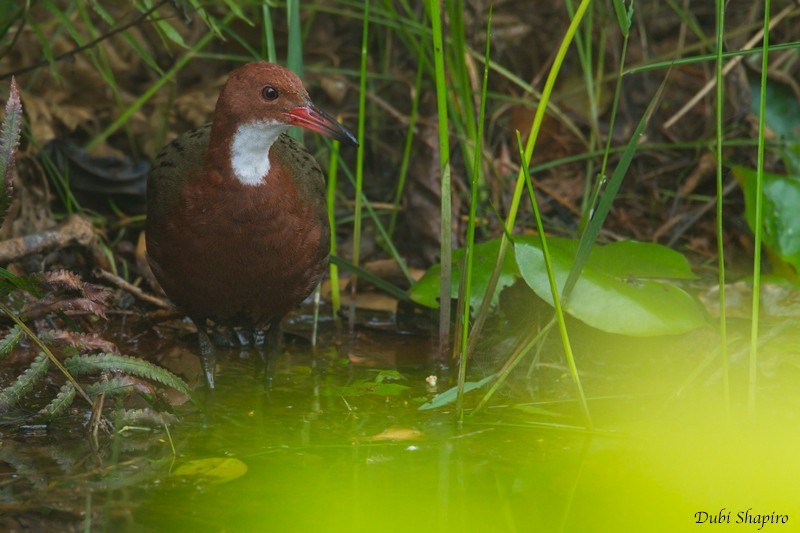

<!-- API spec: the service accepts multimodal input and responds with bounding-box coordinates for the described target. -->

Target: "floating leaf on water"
[171,458,248,485]
[357,426,425,442]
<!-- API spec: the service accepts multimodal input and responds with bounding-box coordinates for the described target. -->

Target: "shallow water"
[3,318,799,532]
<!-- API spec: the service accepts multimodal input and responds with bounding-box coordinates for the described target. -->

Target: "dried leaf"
[47,330,119,353]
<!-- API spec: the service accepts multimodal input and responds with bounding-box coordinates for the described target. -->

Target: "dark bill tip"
[286,102,358,147]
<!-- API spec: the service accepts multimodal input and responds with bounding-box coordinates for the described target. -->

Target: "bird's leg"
[265,318,285,353]
[256,319,284,390]
[191,317,216,389]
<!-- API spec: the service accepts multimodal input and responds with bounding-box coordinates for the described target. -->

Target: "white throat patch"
[230,120,289,186]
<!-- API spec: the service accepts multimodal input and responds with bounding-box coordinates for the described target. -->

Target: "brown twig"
[93,268,172,310]
[0,214,98,264]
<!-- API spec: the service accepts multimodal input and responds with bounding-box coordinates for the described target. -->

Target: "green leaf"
[515,237,707,336]
[155,19,187,48]
[610,0,632,37]
[569,240,698,280]
[409,239,520,310]
[418,375,494,410]
[734,165,800,270]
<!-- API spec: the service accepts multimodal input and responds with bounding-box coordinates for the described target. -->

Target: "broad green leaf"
[516,237,707,336]
[409,236,697,316]
[409,239,520,310]
[578,240,698,280]
[734,166,800,269]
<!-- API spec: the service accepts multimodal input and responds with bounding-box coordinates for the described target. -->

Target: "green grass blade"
[286,0,302,76]
[347,0,370,332]
[714,0,730,416]
[261,4,276,63]
[749,0,771,416]
[611,0,632,38]
[428,0,453,360]
[465,0,593,360]
[327,141,342,318]
[329,255,408,302]
[456,7,492,420]
[561,75,669,302]
[86,12,235,151]
[388,61,423,239]
[517,131,592,428]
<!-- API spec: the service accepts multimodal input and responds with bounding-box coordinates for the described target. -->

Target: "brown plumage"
[146,62,357,388]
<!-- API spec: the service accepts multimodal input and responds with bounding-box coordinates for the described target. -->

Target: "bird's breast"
[148,162,330,326]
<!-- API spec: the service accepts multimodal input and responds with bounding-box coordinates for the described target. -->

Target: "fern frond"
[0,325,24,359]
[64,353,190,396]
[37,382,76,422]
[85,377,139,398]
[114,407,177,429]
[0,351,50,412]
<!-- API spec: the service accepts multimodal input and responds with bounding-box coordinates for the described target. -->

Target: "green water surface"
[3,321,798,533]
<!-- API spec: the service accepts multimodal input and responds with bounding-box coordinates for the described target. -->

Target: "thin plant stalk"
[327,141,342,319]
[714,0,729,416]
[456,8,492,421]
[388,60,423,239]
[588,1,632,224]
[336,158,414,285]
[517,132,592,428]
[464,0,593,361]
[428,0,453,360]
[348,0,369,333]
[445,0,478,184]
[749,0,770,416]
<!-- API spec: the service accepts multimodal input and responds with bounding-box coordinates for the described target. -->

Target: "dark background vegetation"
[2,1,797,277]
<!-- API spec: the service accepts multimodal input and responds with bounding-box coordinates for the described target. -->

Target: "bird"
[145,61,358,388]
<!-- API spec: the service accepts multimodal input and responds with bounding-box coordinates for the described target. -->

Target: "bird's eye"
[261,85,279,100]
